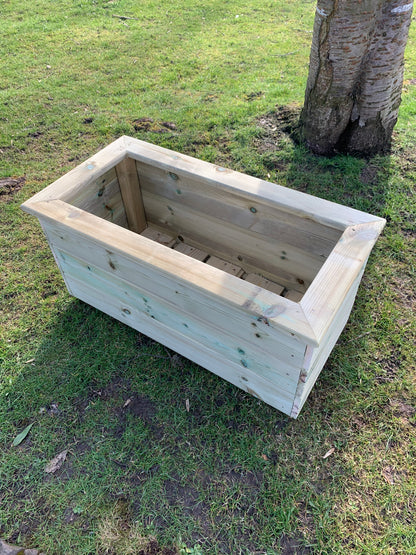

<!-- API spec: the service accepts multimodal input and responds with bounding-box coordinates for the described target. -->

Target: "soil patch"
[255,104,301,155]
[0,177,25,201]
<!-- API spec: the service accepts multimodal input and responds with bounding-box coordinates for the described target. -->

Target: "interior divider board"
[65,273,296,415]
[116,157,147,234]
[40,219,308,360]
[135,160,342,255]
[142,191,314,292]
[56,248,302,394]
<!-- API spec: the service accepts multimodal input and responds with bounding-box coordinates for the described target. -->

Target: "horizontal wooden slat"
[135,160,341,258]
[55,248,302,397]
[173,242,209,262]
[124,137,385,229]
[142,191,313,292]
[206,256,244,277]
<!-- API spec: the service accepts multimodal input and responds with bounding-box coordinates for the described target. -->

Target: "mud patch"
[133,118,177,134]
[124,394,157,424]
[0,176,25,201]
[255,104,301,155]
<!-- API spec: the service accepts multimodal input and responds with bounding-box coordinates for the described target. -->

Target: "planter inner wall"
[66,159,343,301]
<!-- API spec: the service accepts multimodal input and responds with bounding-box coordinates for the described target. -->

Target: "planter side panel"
[136,162,342,292]
[65,168,129,228]
[291,264,367,417]
[39,219,307,415]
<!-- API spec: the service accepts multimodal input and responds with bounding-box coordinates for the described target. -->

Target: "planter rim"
[21,136,386,347]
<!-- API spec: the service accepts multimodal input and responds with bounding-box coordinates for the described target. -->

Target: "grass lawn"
[1,1,415,553]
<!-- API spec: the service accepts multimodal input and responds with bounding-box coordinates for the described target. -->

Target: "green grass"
[1,1,415,554]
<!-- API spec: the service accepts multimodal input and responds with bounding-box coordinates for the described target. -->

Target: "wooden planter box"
[21,136,385,417]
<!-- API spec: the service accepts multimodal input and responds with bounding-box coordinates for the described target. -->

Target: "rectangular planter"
[21,136,385,417]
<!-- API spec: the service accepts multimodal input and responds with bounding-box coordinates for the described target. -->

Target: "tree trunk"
[300,0,413,156]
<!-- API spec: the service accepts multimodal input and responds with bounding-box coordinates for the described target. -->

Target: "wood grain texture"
[54,247,303,396]
[123,136,385,229]
[115,157,147,233]
[34,201,314,345]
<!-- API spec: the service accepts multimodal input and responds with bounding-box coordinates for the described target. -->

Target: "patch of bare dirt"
[0,177,25,201]
[255,104,301,155]
[360,163,379,186]
[133,117,177,134]
[390,398,415,424]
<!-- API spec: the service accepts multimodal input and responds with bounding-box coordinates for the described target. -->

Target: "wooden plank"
[141,226,176,247]
[206,256,244,277]
[55,247,303,395]
[142,191,314,291]
[115,157,147,233]
[44,226,308,366]
[30,200,319,344]
[301,221,385,343]
[125,136,386,230]
[135,160,341,257]
[290,269,364,417]
[38,214,310,363]
[43,168,128,229]
[173,242,209,262]
[244,273,284,296]
[66,273,296,415]
[140,186,328,286]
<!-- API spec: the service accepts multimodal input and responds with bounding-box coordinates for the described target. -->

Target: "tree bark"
[300,0,413,156]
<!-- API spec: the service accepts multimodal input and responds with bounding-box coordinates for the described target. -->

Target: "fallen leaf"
[323,447,335,459]
[261,454,269,461]
[12,423,34,447]
[45,450,68,473]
